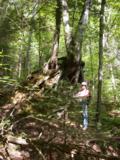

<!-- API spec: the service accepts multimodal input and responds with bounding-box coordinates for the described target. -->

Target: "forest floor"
[0,81,120,160]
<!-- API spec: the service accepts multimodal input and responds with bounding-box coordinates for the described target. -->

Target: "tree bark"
[60,0,72,56]
[49,0,62,70]
[17,45,23,79]
[89,40,95,97]
[109,64,118,103]
[74,0,92,83]
[60,0,92,83]
[38,14,42,69]
[96,0,106,124]
[25,23,33,77]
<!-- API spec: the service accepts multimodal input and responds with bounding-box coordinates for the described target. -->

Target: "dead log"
[6,135,28,145]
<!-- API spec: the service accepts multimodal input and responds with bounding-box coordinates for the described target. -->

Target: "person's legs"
[82,103,88,130]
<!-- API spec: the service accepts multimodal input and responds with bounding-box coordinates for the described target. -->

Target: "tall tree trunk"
[16,44,23,79]
[96,0,106,125]
[49,0,62,70]
[109,64,118,103]
[74,0,92,83]
[60,0,92,83]
[38,14,42,69]
[89,40,95,97]
[25,23,33,77]
[60,0,72,56]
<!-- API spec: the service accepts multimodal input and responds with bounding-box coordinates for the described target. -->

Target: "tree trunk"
[38,14,42,69]
[96,0,106,125]
[74,0,92,83]
[16,45,23,79]
[60,0,92,83]
[110,64,118,103]
[89,40,95,97]
[60,0,72,56]
[49,0,62,70]
[41,0,91,84]
[25,24,33,77]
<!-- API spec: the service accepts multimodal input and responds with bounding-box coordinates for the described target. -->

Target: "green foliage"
[0,1,120,158]
[101,113,120,134]
[0,0,120,114]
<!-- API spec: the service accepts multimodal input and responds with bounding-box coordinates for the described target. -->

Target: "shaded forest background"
[0,0,120,104]
[0,0,120,159]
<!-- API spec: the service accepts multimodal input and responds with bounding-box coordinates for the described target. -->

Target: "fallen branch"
[10,115,59,131]
[6,135,28,145]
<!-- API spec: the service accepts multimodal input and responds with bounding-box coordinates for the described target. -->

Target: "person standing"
[73,82,90,130]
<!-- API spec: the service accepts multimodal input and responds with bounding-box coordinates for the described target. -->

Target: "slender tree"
[96,0,106,124]
[38,13,42,69]
[49,0,62,69]
[60,0,77,57]
[109,64,118,103]
[89,39,95,97]
[74,0,92,82]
